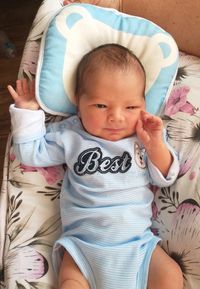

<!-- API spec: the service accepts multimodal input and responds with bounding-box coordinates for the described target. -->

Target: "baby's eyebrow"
[92,97,107,102]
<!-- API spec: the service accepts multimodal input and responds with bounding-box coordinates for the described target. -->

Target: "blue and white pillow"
[36,3,179,116]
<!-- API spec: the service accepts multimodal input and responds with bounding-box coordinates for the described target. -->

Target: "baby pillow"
[36,3,179,116]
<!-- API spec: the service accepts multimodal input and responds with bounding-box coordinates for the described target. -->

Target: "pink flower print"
[189,171,196,180]
[149,184,159,195]
[178,158,194,178]
[152,201,159,220]
[19,164,65,184]
[20,164,38,173]
[37,166,65,185]
[9,151,16,162]
[179,101,198,115]
[151,201,160,236]
[165,86,197,116]
[151,227,159,236]
[7,246,48,280]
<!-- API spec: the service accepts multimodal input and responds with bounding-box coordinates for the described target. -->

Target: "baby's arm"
[8,79,65,167]
[136,111,172,177]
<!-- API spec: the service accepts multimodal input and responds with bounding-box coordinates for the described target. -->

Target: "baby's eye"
[126,106,137,110]
[95,104,107,109]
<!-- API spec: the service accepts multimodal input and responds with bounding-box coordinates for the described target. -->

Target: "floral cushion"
[0,1,65,288]
[152,52,200,289]
[1,1,200,289]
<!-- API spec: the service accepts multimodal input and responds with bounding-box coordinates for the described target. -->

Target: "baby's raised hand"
[136,111,164,151]
[7,79,39,110]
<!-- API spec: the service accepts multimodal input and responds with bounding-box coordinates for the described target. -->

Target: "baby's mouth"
[105,128,124,133]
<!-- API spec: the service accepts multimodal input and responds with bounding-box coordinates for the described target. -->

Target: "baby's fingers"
[136,119,150,143]
[140,111,155,123]
[16,79,34,100]
[21,78,30,97]
[29,79,36,98]
[7,85,19,102]
[141,111,162,128]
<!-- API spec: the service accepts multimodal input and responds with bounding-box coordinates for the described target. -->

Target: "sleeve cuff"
[9,104,46,143]
[147,148,180,187]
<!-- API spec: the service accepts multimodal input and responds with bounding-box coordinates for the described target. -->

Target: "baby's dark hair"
[75,43,145,98]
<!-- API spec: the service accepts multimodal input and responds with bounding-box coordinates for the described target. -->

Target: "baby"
[8,44,183,289]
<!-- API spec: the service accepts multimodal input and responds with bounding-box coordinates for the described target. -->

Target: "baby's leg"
[147,245,183,289]
[58,251,90,289]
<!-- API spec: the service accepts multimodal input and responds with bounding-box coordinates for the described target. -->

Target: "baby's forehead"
[92,63,146,84]
[89,59,144,74]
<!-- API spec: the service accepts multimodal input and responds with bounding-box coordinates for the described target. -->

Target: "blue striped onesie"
[10,105,179,289]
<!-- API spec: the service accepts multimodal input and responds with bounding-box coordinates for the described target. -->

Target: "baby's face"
[78,67,145,141]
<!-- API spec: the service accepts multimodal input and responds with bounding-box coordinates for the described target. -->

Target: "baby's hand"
[7,79,40,110]
[63,0,120,10]
[136,111,164,151]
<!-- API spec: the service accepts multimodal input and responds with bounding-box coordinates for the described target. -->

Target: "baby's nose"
[108,109,124,123]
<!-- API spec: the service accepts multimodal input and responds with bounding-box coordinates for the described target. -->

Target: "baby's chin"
[105,136,131,142]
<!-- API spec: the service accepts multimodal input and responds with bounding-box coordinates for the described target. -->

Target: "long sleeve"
[147,141,179,187]
[9,104,66,167]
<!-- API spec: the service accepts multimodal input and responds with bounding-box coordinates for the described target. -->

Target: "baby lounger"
[1,0,200,288]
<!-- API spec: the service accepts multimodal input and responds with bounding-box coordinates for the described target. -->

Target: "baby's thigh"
[147,245,183,289]
[58,251,90,289]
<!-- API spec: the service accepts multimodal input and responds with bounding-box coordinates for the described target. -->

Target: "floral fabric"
[152,52,200,289]
[0,0,200,288]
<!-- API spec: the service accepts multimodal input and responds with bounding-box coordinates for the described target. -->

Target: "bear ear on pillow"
[35,3,179,116]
